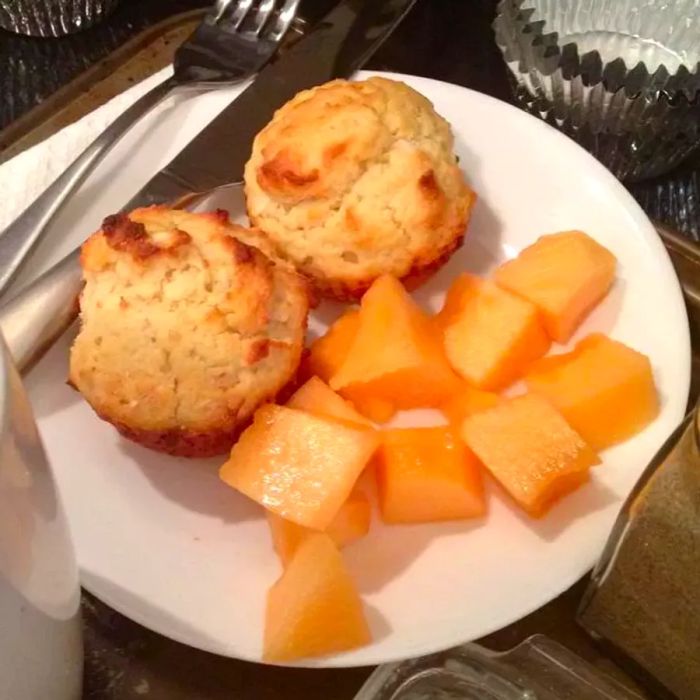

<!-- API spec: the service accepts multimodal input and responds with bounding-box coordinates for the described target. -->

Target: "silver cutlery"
[0,0,302,297]
[0,0,417,374]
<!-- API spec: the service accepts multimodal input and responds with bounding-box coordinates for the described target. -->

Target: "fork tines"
[214,0,300,39]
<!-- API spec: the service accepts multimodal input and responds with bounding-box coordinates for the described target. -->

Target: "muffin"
[69,207,310,458]
[244,77,476,300]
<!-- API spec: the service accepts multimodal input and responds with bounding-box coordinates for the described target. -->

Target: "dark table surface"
[2,1,697,698]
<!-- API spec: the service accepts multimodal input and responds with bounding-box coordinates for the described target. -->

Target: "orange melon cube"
[267,490,372,566]
[437,274,550,390]
[434,272,475,329]
[525,333,659,450]
[462,394,599,518]
[352,464,377,498]
[264,533,371,662]
[494,231,616,343]
[220,405,379,530]
[347,395,397,424]
[287,376,371,427]
[267,512,308,568]
[440,383,502,428]
[330,275,461,409]
[307,310,360,383]
[376,426,486,523]
[326,489,372,548]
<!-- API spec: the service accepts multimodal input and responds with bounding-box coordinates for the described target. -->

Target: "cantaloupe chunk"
[326,489,372,547]
[330,275,461,409]
[462,394,599,517]
[287,377,371,427]
[376,426,486,523]
[220,405,379,529]
[525,333,659,450]
[352,463,377,498]
[494,231,616,343]
[306,310,360,383]
[348,395,397,424]
[264,532,371,662]
[436,274,550,390]
[267,512,309,568]
[267,490,372,566]
[440,384,502,428]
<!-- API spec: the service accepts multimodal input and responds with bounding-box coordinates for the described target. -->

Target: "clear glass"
[0,0,121,37]
[0,334,82,699]
[494,0,700,181]
[578,403,700,699]
[354,635,643,700]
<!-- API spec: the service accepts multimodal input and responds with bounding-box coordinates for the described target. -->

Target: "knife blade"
[131,0,418,206]
[0,0,416,373]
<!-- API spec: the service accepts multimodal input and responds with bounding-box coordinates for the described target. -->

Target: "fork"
[0,0,302,296]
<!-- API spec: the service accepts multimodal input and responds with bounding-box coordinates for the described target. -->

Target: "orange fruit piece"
[348,395,397,424]
[307,310,360,383]
[330,275,461,409]
[462,394,599,518]
[220,405,379,529]
[440,383,502,428]
[267,513,308,568]
[525,333,659,450]
[376,426,486,524]
[436,274,550,390]
[264,532,371,662]
[326,489,372,547]
[267,490,372,566]
[494,231,616,343]
[286,376,371,427]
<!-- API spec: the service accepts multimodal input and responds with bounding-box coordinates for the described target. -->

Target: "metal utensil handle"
[0,179,207,374]
[0,250,82,373]
[0,75,176,297]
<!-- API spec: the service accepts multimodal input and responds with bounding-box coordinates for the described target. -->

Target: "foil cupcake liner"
[630,168,700,241]
[0,0,120,37]
[494,0,700,181]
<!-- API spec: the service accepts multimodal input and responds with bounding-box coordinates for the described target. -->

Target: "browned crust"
[257,150,320,194]
[102,214,158,258]
[103,353,307,458]
[402,234,465,292]
[246,338,271,364]
[111,420,244,458]
[102,213,192,260]
[97,292,308,458]
[212,208,230,224]
[246,168,476,302]
[418,169,441,200]
[307,226,467,302]
[219,233,267,267]
[245,205,470,302]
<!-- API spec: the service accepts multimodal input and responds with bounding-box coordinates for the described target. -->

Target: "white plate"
[23,71,690,666]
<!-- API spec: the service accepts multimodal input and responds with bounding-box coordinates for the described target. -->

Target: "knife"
[0,0,416,373]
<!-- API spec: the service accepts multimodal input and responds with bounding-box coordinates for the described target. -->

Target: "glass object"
[354,635,642,700]
[579,401,700,699]
[493,0,700,181]
[0,0,120,37]
[0,332,82,699]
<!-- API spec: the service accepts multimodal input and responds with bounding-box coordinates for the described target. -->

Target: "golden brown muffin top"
[244,77,474,299]
[71,207,309,437]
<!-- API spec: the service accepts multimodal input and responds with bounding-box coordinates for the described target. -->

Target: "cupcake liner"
[631,168,700,241]
[0,0,120,37]
[494,0,700,181]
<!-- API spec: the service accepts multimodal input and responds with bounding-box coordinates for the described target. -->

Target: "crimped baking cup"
[494,0,700,181]
[0,0,120,37]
